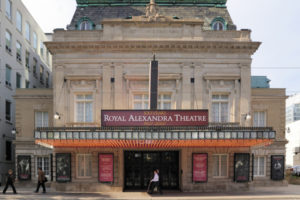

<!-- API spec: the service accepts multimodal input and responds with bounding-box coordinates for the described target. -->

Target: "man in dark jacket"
[35,168,46,193]
[2,169,17,194]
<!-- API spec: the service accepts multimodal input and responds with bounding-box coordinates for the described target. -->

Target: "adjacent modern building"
[286,93,300,166]
[14,0,286,192]
[0,0,52,185]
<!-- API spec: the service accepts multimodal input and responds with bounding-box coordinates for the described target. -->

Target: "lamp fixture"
[243,114,251,121]
[11,128,17,135]
[54,112,61,120]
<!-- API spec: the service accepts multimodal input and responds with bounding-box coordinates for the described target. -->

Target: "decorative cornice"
[65,75,102,80]
[46,41,260,55]
[204,74,240,80]
[124,73,181,80]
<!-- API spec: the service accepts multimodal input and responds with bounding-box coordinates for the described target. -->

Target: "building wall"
[14,89,53,182]
[0,0,52,183]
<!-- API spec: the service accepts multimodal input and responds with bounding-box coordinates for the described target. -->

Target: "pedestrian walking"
[148,169,162,195]
[35,168,46,193]
[2,169,17,194]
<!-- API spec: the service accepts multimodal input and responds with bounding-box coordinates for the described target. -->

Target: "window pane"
[25,22,31,41]
[254,157,258,176]
[76,102,84,122]
[259,157,265,176]
[6,66,11,84]
[5,31,12,48]
[221,155,227,176]
[44,157,49,175]
[213,155,219,176]
[78,155,85,177]
[33,32,37,50]
[220,102,228,122]
[6,101,11,121]
[16,11,22,32]
[134,94,142,100]
[134,102,142,109]
[43,112,49,127]
[6,0,12,19]
[85,102,93,122]
[85,155,92,177]
[212,103,219,122]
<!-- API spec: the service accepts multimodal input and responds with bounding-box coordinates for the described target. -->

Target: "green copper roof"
[76,0,227,7]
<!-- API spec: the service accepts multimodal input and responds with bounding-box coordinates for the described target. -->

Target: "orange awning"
[35,139,273,148]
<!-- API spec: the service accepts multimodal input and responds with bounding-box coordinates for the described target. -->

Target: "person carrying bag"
[2,169,17,194]
[35,168,46,193]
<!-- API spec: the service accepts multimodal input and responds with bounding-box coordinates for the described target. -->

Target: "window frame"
[16,40,22,62]
[5,64,12,87]
[132,93,149,110]
[5,100,12,122]
[16,10,22,33]
[74,94,94,123]
[76,154,92,178]
[6,0,12,20]
[25,21,31,42]
[253,156,266,177]
[16,72,22,88]
[211,17,227,31]
[5,141,12,161]
[157,93,172,110]
[34,111,49,128]
[5,30,12,52]
[212,154,228,178]
[36,156,50,177]
[211,94,229,123]
[253,111,267,127]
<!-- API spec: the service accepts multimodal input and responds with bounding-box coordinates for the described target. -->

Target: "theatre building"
[14,0,287,192]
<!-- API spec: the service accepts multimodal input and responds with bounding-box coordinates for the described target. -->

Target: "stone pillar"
[194,64,204,109]
[53,65,65,126]
[181,65,192,109]
[114,65,123,109]
[240,64,251,126]
[102,65,112,109]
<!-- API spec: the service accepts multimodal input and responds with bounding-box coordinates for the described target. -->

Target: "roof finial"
[145,0,159,18]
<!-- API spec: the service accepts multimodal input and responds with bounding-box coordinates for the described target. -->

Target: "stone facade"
[14,0,287,192]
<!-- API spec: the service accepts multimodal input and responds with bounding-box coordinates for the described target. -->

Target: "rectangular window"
[16,41,22,62]
[47,50,50,64]
[133,94,149,109]
[25,22,30,42]
[5,31,12,52]
[254,156,265,177]
[25,51,30,69]
[212,154,228,177]
[26,80,30,88]
[16,73,22,88]
[6,0,12,20]
[40,65,44,84]
[77,154,92,178]
[211,94,229,123]
[35,111,49,128]
[294,104,300,121]
[46,72,49,88]
[75,94,93,122]
[253,111,266,127]
[5,141,12,161]
[6,100,11,121]
[16,10,22,32]
[37,157,50,176]
[40,41,44,57]
[33,58,37,77]
[33,32,37,51]
[5,65,12,87]
[158,94,171,109]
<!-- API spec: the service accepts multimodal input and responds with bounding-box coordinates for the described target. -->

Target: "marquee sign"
[101,110,208,127]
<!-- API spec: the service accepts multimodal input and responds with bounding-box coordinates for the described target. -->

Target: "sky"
[22,0,300,96]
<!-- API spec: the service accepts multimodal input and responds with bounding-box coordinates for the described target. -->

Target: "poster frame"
[271,155,285,181]
[98,153,114,183]
[192,153,208,183]
[234,153,250,182]
[17,155,31,181]
[56,153,71,183]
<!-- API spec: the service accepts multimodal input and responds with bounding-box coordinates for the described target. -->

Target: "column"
[194,64,204,109]
[114,65,123,109]
[102,65,112,109]
[240,64,251,126]
[181,65,192,109]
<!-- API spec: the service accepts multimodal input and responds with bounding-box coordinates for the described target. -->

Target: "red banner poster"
[99,154,114,182]
[193,153,207,182]
[101,110,208,127]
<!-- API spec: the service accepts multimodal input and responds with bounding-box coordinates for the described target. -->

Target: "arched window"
[80,20,92,30]
[211,17,226,31]
[77,17,94,31]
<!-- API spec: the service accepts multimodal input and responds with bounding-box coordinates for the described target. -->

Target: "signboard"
[99,154,114,182]
[101,110,208,127]
[192,153,208,182]
[17,155,31,180]
[234,153,250,182]
[271,155,284,180]
[56,153,71,182]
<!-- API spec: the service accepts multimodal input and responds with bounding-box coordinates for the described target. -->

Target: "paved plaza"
[1,185,300,200]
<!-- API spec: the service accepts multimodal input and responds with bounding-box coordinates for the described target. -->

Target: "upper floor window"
[158,94,171,110]
[211,94,229,123]
[77,17,94,30]
[6,0,12,20]
[25,80,30,88]
[40,65,44,84]
[25,22,31,42]
[33,32,37,51]
[5,30,12,52]
[25,51,30,69]
[133,94,149,110]
[35,111,49,127]
[253,111,266,127]
[40,41,44,57]
[16,41,22,62]
[46,72,50,88]
[16,73,22,88]
[211,17,226,31]
[75,94,93,122]
[6,141,12,161]
[33,58,37,77]
[5,100,12,121]
[5,65,12,87]
[295,104,300,121]
[16,10,22,32]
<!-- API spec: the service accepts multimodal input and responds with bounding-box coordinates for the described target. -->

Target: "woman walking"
[2,169,17,194]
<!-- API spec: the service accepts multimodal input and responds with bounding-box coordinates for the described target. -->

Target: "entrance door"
[124,151,179,190]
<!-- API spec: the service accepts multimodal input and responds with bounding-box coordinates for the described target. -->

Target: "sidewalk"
[1,185,300,200]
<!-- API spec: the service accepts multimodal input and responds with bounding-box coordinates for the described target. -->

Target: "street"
[1,185,300,200]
